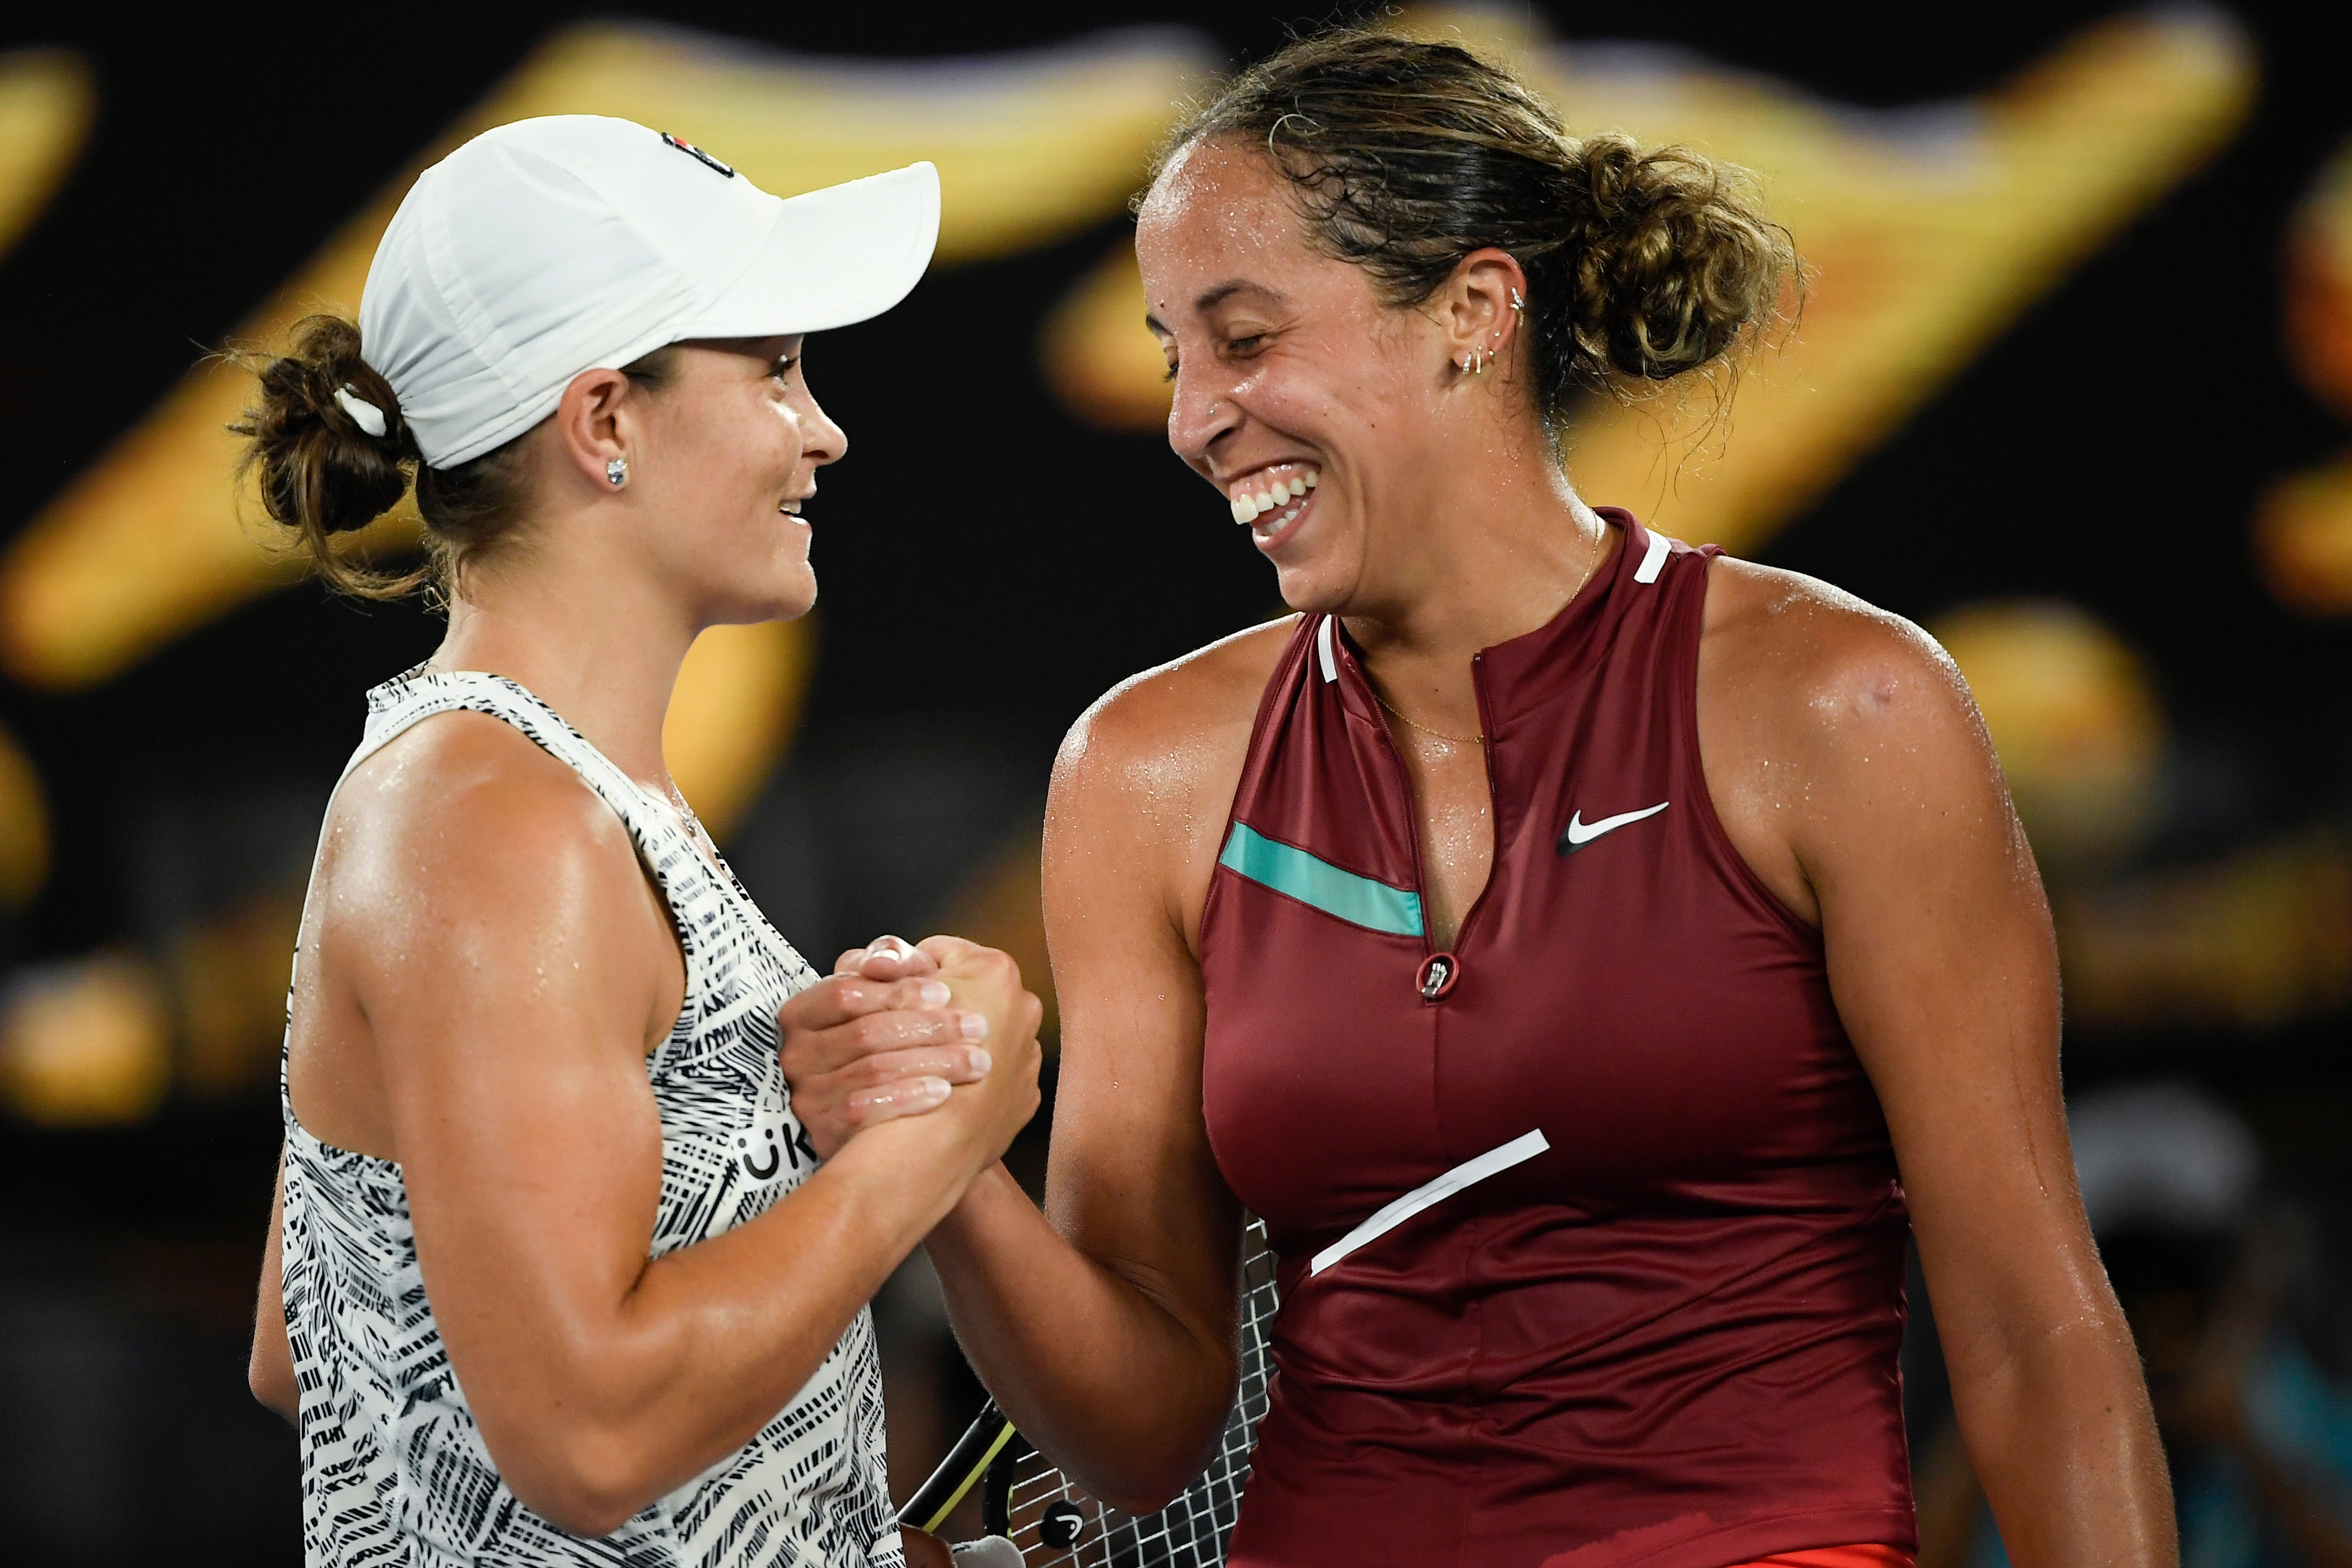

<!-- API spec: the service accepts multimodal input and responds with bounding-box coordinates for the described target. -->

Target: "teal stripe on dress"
[1218,823,1424,937]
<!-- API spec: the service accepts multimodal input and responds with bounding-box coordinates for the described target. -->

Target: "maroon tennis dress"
[1196,512,1916,1568]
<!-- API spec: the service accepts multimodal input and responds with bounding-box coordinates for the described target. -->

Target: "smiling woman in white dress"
[237,116,1042,1568]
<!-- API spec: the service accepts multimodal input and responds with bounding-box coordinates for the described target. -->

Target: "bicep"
[1039,717,1240,1328]
[352,794,677,1421]
[1797,631,2103,1356]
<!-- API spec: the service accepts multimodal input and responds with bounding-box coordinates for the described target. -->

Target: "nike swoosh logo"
[1557,801,1670,855]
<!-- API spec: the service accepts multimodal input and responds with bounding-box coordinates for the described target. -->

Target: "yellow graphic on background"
[664,619,812,838]
[1932,601,2165,871]
[0,48,94,911]
[0,956,171,1127]
[2256,136,2352,613]
[0,48,93,258]
[0,724,47,908]
[1043,8,2255,559]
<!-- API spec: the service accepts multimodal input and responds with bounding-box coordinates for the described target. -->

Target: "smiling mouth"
[1225,463,1320,540]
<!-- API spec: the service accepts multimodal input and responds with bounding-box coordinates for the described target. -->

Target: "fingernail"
[967,1048,993,1076]
[959,1012,988,1040]
[916,1077,950,1103]
[921,981,951,1006]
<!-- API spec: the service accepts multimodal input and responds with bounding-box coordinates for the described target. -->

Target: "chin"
[703,567,815,626]
[1269,553,1355,618]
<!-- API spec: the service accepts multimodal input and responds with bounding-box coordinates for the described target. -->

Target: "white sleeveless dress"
[280,667,903,1568]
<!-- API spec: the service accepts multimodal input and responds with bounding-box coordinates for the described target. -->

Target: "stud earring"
[606,457,628,487]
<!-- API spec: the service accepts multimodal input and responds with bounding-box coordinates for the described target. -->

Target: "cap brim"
[683,161,940,339]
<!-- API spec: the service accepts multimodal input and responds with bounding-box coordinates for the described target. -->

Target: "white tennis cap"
[357,115,940,468]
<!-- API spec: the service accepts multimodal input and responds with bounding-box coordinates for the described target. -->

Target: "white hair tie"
[334,385,388,439]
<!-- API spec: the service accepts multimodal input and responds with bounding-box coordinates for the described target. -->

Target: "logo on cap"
[659,131,736,179]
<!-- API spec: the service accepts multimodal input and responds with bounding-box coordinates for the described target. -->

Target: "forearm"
[926,1165,1236,1512]
[478,1118,979,1530]
[1951,1319,2176,1568]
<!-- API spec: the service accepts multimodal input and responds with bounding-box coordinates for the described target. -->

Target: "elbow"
[248,1343,297,1423]
[1079,1403,1236,1517]
[494,1426,656,1541]
[1092,1448,1220,1517]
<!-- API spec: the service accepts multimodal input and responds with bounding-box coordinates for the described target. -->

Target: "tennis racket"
[896,1221,1280,1567]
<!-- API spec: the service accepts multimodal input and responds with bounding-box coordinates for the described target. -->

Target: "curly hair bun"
[1562,132,1791,383]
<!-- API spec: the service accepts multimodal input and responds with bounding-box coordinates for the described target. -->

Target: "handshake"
[776,932,1046,1193]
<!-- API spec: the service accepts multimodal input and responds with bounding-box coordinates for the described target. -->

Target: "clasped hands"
[776,933,1044,1164]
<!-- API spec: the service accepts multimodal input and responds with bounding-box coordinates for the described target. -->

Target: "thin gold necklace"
[1367,524,1609,748]
[1370,684,1483,745]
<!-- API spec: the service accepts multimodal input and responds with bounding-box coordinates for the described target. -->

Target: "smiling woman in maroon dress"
[784,29,2176,1568]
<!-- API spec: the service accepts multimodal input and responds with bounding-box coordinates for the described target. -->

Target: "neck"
[1345,418,1614,687]
[431,535,701,792]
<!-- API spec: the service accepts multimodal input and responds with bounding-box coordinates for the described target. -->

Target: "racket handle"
[981,1423,1031,1539]
[897,1399,1019,1534]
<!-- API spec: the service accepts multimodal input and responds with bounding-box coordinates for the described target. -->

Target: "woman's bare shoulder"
[324,711,653,955]
[1701,556,1973,747]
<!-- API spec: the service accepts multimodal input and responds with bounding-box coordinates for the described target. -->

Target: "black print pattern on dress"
[280,668,901,1568]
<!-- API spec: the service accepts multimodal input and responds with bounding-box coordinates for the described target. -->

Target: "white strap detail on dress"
[1634,530,1672,584]
[1317,615,1339,683]
[1310,1128,1550,1275]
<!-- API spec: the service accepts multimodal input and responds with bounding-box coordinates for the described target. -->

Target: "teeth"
[1226,467,1319,523]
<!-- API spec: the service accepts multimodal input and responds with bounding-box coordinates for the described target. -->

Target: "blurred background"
[0,1,2347,1562]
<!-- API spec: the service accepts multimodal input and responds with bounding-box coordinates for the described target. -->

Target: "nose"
[1165,366,1243,468]
[799,389,847,468]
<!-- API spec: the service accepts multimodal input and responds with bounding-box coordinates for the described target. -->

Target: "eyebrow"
[1143,278,1288,336]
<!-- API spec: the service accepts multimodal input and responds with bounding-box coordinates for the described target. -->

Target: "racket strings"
[995,1222,1281,1566]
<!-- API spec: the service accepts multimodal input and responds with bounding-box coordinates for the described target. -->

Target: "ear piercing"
[606,456,628,487]
[1461,289,1527,374]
